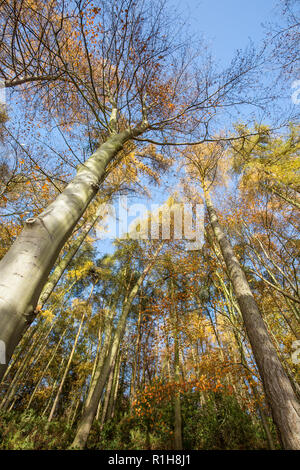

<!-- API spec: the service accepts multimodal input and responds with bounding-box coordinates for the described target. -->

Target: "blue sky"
[173,0,278,64]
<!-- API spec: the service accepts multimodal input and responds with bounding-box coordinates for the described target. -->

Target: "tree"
[183,142,300,449]
[0,0,259,378]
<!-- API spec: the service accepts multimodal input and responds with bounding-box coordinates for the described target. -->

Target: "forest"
[0,0,299,451]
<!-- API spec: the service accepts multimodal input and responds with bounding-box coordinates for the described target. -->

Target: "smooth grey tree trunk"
[204,188,300,450]
[0,126,146,381]
[107,351,121,420]
[99,352,118,430]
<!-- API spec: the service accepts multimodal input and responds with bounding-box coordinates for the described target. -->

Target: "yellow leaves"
[233,123,300,198]
[41,309,55,323]
[67,259,94,280]
[183,141,229,190]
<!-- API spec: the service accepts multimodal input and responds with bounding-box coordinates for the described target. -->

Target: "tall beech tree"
[0,0,259,378]
[0,0,298,453]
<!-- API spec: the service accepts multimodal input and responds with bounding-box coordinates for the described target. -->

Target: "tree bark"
[0,126,146,381]
[130,305,142,407]
[107,351,121,420]
[204,188,300,450]
[99,352,118,430]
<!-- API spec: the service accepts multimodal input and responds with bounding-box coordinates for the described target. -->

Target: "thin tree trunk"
[99,352,118,430]
[130,305,142,407]
[0,319,41,389]
[265,183,300,210]
[108,351,121,419]
[1,320,55,411]
[84,306,116,411]
[42,355,66,417]
[70,387,83,426]
[170,279,182,450]
[26,327,67,409]
[95,399,102,422]
[71,309,126,447]
[48,311,85,422]
[249,381,276,450]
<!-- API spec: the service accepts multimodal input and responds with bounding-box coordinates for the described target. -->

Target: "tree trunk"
[0,319,41,389]
[99,352,118,430]
[1,319,54,411]
[204,188,300,450]
[42,355,65,417]
[84,306,115,411]
[170,279,182,450]
[26,327,67,409]
[0,126,145,381]
[130,305,142,407]
[107,351,121,420]
[70,301,131,448]
[48,310,85,422]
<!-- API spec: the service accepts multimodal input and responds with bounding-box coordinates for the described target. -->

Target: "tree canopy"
[0,0,299,451]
